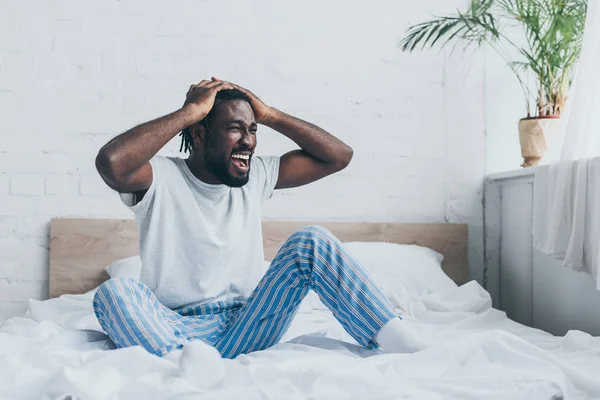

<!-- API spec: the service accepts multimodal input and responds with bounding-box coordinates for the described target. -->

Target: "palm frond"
[400,0,588,117]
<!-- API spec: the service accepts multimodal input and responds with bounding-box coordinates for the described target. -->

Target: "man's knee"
[284,225,342,260]
[293,225,335,241]
[94,276,139,305]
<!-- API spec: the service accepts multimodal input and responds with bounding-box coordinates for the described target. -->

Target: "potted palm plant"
[400,0,587,167]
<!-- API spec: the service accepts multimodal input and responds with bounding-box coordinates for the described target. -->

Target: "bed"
[1,219,599,399]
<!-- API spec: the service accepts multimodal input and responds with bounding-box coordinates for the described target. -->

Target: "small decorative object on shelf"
[399,0,587,167]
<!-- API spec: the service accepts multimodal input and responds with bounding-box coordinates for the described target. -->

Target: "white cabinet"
[499,183,533,326]
[532,249,600,336]
[485,169,600,335]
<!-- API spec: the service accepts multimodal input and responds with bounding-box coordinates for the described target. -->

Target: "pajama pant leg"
[215,225,398,359]
[93,277,228,356]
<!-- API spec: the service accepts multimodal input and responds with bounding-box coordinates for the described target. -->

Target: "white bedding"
[2,281,600,399]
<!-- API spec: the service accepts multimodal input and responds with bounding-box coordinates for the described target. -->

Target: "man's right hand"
[183,80,234,123]
[96,79,233,195]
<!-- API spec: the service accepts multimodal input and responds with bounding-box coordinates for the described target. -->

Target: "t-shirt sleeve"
[253,155,280,201]
[118,156,165,214]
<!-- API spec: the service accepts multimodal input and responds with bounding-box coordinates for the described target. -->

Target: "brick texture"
[10,175,45,196]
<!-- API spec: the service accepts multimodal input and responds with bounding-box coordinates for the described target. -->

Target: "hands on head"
[183,78,273,125]
[95,73,351,196]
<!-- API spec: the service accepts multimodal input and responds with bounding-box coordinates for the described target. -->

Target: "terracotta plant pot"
[518,116,561,167]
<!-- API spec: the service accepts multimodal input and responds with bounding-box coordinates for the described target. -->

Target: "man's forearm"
[263,108,353,166]
[97,106,197,179]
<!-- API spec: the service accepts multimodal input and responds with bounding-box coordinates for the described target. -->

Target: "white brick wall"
[45,175,78,196]
[10,175,45,196]
[0,0,491,317]
[0,175,9,195]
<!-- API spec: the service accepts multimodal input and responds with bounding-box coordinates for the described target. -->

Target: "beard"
[203,132,251,187]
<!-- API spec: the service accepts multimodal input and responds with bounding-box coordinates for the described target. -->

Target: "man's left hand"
[211,77,274,124]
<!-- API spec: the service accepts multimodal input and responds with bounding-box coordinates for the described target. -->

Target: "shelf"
[487,166,538,182]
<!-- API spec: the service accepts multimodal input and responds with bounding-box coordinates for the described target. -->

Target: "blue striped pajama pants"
[93,225,398,359]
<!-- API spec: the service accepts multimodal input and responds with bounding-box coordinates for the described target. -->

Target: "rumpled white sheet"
[1,282,600,400]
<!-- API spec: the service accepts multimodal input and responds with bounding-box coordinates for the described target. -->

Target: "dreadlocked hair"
[179,88,252,154]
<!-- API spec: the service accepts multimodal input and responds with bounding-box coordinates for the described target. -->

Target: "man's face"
[203,100,257,187]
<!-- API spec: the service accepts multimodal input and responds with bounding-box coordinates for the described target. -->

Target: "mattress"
[1,280,600,399]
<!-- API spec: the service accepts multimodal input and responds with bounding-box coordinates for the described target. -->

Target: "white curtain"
[532,0,600,290]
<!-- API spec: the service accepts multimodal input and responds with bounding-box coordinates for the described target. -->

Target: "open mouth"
[231,152,251,174]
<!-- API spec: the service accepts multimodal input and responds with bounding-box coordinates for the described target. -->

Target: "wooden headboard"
[49,218,469,298]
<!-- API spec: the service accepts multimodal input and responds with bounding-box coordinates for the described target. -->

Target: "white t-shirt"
[120,155,280,310]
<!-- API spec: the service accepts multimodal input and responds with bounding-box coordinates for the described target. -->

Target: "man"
[94,77,419,359]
